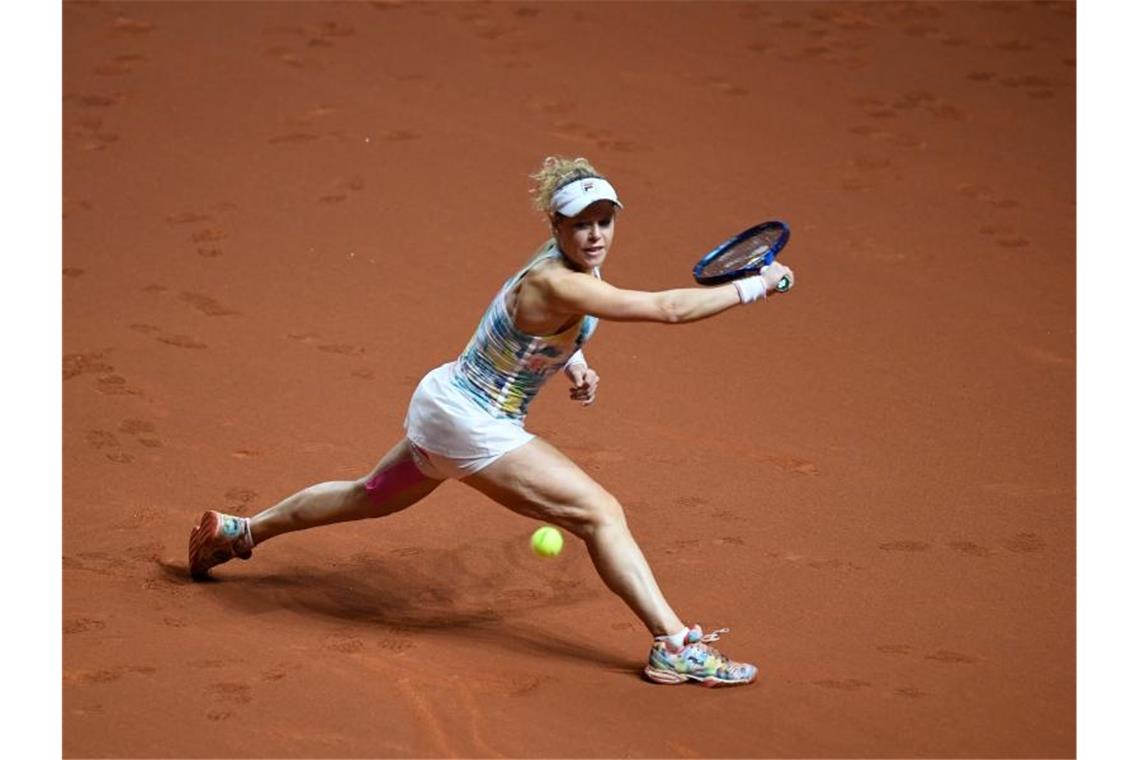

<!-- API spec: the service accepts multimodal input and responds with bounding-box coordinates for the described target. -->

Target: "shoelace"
[688,627,748,669]
[695,627,729,644]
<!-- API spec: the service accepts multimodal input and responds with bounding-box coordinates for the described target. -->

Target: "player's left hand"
[566,364,599,406]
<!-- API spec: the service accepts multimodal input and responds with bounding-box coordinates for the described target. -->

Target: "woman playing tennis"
[189,156,794,687]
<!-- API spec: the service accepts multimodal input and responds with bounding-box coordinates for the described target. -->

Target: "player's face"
[553,201,616,271]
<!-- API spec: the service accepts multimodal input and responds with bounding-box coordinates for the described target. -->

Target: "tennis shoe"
[188,510,253,580]
[643,625,758,687]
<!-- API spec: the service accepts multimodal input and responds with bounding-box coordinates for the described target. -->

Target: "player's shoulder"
[527,257,591,290]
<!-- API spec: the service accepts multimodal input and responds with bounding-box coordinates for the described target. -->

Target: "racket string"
[702,235,778,276]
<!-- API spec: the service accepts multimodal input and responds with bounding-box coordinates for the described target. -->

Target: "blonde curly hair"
[529,156,609,215]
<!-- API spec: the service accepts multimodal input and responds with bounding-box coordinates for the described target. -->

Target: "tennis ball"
[530,526,564,558]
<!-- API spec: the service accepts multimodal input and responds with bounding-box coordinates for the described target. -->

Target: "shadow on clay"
[155,539,639,673]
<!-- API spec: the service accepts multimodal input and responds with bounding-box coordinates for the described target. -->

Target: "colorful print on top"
[453,241,599,420]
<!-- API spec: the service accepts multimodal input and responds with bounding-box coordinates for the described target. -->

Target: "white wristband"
[732,276,768,305]
[565,349,587,369]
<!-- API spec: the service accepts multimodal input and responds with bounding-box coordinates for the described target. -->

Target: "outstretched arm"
[540,263,793,324]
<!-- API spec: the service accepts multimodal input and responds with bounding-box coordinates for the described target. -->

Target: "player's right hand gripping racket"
[692,220,793,292]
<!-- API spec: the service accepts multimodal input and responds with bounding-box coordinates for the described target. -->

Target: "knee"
[347,479,372,505]
[575,492,628,537]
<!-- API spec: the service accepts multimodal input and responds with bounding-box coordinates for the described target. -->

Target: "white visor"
[550,177,622,218]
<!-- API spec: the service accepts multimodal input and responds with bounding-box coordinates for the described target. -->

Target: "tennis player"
[189,156,794,686]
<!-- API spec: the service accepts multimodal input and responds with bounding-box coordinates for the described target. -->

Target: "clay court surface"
[62,1,1075,757]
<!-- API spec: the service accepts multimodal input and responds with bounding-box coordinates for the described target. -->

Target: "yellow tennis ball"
[530,526,564,558]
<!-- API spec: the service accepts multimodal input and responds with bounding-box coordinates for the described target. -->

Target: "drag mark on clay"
[166,211,213,226]
[808,6,876,30]
[765,454,819,475]
[179,291,239,317]
[376,635,416,654]
[191,660,235,672]
[63,617,107,634]
[267,131,319,144]
[814,678,872,691]
[455,681,507,758]
[119,418,162,448]
[124,542,166,563]
[264,45,312,70]
[119,419,154,435]
[318,343,365,356]
[548,120,639,153]
[65,93,124,109]
[85,429,120,450]
[1017,345,1074,369]
[925,650,978,664]
[94,373,142,397]
[848,124,926,149]
[109,506,161,531]
[224,487,259,514]
[1003,532,1046,553]
[947,541,993,557]
[879,540,931,552]
[995,39,1034,53]
[157,334,208,350]
[665,741,701,759]
[806,557,865,571]
[112,16,154,34]
[94,62,132,77]
[65,664,156,686]
[204,682,252,721]
[66,117,121,152]
[261,665,292,682]
[378,129,421,142]
[890,90,935,112]
[395,678,460,757]
[288,105,340,125]
[84,429,134,464]
[207,682,253,704]
[323,631,367,654]
[319,175,366,205]
[663,538,701,557]
[999,74,1067,101]
[189,228,226,244]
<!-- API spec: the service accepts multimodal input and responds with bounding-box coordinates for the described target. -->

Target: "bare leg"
[250,439,442,545]
[464,437,684,637]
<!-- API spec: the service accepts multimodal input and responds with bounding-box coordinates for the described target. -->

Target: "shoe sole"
[643,666,757,687]
[188,510,221,580]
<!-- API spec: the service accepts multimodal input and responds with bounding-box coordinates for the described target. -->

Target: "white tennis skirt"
[403,362,535,478]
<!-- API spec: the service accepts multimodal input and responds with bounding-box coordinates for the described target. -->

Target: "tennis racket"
[692,220,792,292]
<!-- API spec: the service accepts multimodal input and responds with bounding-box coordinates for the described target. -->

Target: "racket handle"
[760,264,792,294]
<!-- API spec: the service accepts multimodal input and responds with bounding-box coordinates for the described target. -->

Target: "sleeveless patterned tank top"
[453,241,599,421]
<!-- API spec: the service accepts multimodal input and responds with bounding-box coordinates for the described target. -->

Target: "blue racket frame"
[692,220,791,286]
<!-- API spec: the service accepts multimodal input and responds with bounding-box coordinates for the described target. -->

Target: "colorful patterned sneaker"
[188,511,254,580]
[643,625,758,687]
